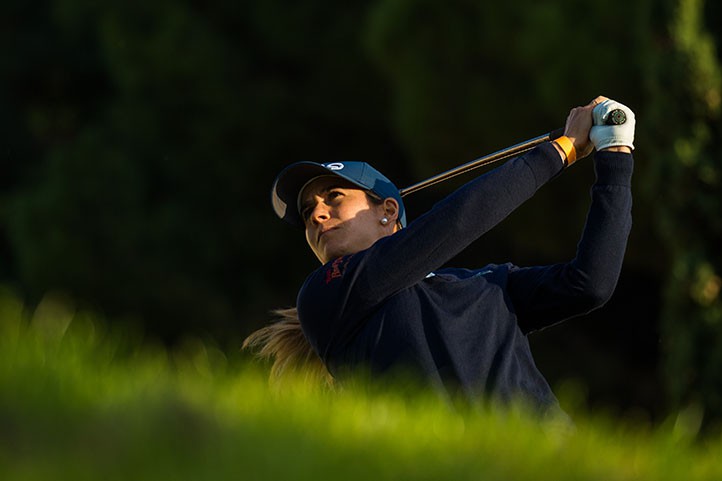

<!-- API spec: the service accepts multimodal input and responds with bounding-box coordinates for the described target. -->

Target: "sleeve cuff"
[593,151,634,187]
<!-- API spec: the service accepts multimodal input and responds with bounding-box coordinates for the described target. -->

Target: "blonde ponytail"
[243,307,334,387]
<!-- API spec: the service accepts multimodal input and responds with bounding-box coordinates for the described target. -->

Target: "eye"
[327,190,343,201]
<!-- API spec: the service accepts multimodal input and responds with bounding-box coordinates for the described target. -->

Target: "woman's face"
[299,176,396,264]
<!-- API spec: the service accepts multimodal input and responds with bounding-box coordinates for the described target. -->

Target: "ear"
[382,198,399,223]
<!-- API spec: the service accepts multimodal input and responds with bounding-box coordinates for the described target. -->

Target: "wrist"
[599,145,632,153]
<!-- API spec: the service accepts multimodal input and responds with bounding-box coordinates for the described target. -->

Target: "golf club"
[399,109,626,197]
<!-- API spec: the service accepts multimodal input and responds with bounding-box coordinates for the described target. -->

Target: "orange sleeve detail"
[554,136,577,166]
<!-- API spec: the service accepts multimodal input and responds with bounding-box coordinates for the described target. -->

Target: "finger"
[589,95,608,107]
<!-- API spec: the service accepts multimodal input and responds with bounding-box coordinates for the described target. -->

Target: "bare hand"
[563,96,608,160]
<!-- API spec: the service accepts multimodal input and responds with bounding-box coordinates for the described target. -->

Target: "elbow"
[563,261,621,313]
[575,281,617,312]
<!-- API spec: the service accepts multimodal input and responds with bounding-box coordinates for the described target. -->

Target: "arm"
[341,142,565,305]
[508,150,633,333]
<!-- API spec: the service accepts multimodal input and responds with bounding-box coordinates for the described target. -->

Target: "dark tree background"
[2,0,720,423]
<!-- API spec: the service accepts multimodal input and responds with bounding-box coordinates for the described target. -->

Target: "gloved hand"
[589,99,635,151]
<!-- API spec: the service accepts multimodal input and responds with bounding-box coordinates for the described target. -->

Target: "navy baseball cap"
[271,161,407,228]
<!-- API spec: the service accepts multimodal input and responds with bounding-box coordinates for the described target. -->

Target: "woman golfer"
[246,96,635,415]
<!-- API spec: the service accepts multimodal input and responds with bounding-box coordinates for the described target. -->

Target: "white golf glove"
[590,99,635,151]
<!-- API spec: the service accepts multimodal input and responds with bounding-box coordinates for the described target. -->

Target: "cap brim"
[271,162,367,228]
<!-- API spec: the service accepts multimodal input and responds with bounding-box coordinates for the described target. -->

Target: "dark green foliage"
[643,0,722,423]
[2,0,401,342]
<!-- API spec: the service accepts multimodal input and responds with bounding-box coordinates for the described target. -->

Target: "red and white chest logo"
[325,256,346,284]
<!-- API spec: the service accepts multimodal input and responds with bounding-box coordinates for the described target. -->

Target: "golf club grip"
[550,107,625,138]
[604,108,627,125]
[547,108,625,144]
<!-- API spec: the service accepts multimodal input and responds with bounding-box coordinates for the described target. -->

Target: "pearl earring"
[380,217,389,225]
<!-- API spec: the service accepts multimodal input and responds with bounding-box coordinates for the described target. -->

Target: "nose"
[310,202,330,225]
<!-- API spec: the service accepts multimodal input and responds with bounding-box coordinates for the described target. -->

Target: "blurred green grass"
[1,288,721,481]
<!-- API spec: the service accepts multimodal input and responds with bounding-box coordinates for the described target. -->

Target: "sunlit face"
[299,176,398,264]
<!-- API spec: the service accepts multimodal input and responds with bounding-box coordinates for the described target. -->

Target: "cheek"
[348,208,385,242]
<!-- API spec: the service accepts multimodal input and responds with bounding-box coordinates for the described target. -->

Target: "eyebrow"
[299,184,345,214]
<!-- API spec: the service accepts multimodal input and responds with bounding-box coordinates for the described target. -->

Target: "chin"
[320,244,351,263]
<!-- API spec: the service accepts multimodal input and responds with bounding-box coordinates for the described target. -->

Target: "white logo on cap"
[325,162,345,170]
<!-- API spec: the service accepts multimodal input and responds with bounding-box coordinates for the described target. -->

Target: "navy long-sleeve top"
[296,142,633,410]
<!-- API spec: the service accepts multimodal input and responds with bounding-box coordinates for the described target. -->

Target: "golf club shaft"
[399,127,564,197]
[398,108,627,197]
